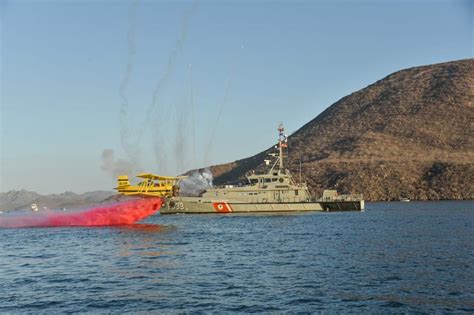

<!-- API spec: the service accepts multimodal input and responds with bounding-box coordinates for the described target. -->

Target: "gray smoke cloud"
[116,1,197,176]
[179,167,213,196]
[101,149,137,178]
[143,2,197,128]
[103,1,198,180]
[146,2,197,172]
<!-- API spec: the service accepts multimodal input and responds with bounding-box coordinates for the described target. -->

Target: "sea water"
[0,201,473,313]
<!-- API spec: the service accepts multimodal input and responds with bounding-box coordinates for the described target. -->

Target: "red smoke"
[0,198,162,228]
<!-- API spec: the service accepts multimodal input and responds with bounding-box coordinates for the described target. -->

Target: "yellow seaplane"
[115,173,188,197]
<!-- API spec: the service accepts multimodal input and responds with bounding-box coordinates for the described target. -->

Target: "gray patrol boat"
[161,124,364,214]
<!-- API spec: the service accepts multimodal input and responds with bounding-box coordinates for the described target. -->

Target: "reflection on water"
[114,223,167,233]
[112,224,180,280]
[114,224,169,258]
[0,201,473,313]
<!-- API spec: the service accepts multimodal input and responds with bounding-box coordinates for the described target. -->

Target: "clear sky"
[1,0,472,194]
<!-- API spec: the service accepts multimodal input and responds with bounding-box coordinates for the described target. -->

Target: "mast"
[278,123,287,173]
[299,153,302,184]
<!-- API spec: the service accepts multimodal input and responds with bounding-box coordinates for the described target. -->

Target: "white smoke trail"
[150,2,196,116]
[205,71,232,163]
[102,0,142,179]
[204,45,244,164]
[104,1,196,180]
[139,1,197,137]
[119,0,140,163]
[173,68,196,174]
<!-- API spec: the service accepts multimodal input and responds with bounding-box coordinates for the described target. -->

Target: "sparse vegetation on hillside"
[209,59,474,201]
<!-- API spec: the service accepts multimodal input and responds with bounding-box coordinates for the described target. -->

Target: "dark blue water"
[1,201,473,313]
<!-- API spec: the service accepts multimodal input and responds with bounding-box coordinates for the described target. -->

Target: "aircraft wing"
[136,173,188,180]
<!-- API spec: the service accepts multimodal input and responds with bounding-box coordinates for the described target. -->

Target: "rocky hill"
[209,59,474,201]
[0,190,116,212]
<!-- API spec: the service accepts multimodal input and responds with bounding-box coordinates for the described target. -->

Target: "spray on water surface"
[0,198,162,228]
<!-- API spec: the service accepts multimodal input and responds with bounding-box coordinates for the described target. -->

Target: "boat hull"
[160,198,364,214]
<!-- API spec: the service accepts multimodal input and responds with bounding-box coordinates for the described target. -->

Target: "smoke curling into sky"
[107,1,197,179]
[119,0,140,165]
[148,2,197,173]
[101,149,140,178]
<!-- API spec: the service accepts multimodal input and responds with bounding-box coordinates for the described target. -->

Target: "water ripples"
[0,201,473,313]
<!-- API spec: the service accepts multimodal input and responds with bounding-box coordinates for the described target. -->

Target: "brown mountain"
[209,59,474,201]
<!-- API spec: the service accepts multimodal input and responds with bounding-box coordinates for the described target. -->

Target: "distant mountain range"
[209,59,474,201]
[0,190,116,212]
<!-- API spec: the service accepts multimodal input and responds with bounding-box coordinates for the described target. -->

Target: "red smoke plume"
[0,198,162,228]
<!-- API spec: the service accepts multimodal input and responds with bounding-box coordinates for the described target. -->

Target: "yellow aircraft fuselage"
[115,173,187,197]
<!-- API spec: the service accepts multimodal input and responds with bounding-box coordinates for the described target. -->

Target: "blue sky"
[1,0,472,194]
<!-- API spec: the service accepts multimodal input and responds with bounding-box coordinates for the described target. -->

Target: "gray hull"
[160,198,363,214]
